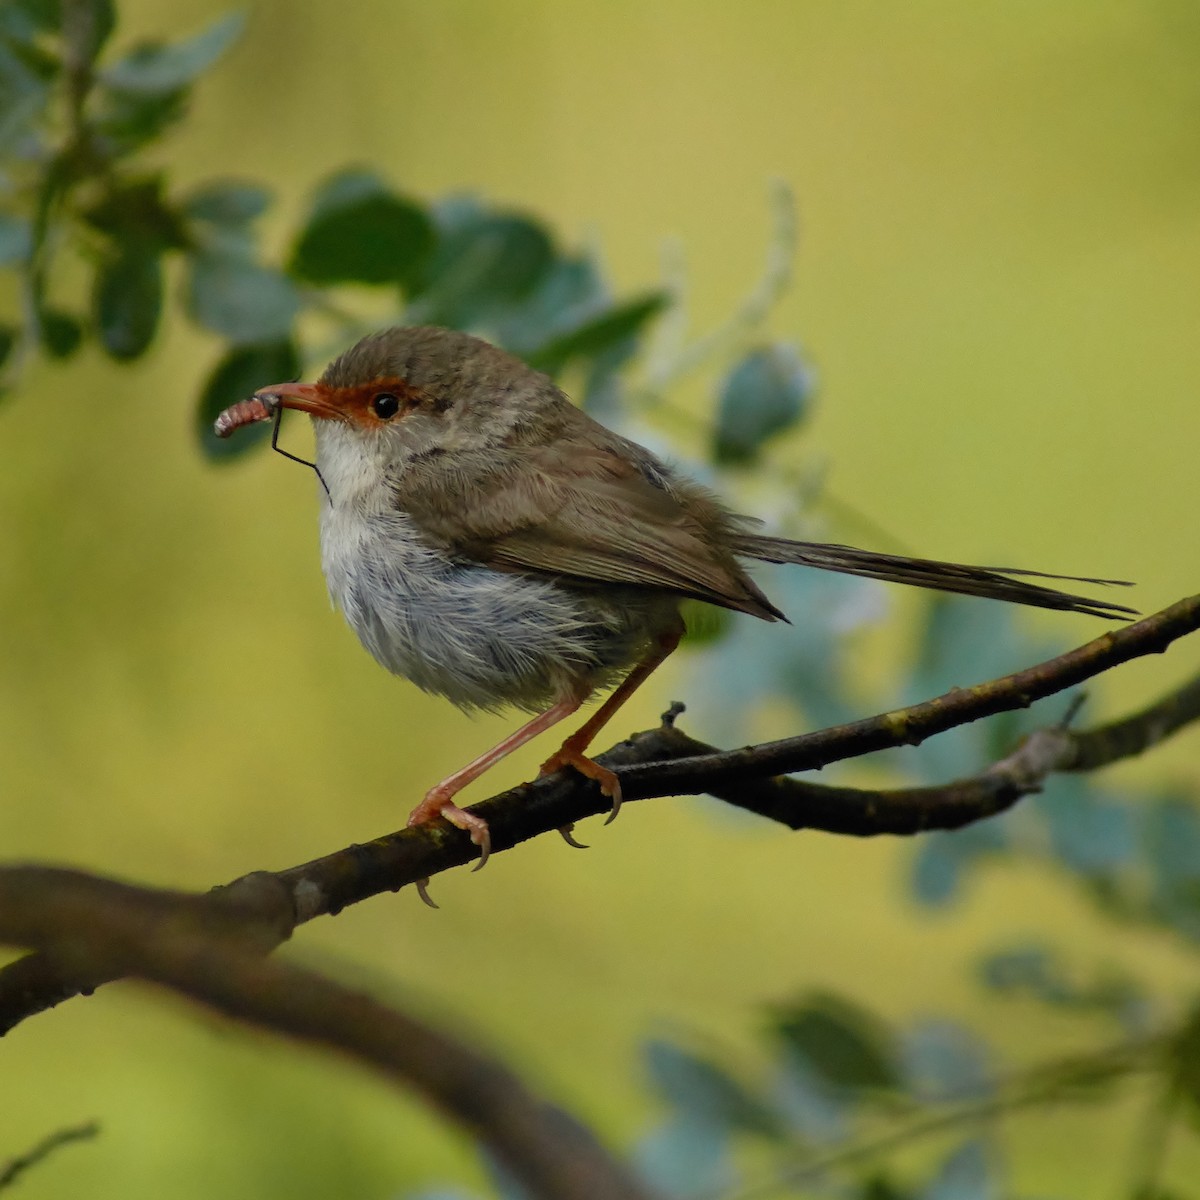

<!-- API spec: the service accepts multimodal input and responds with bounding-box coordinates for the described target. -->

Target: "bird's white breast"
[311,422,656,711]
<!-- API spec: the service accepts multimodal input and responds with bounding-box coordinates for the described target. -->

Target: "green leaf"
[0,325,16,369]
[862,1176,916,1200]
[713,342,811,465]
[8,0,59,32]
[643,1038,783,1138]
[39,308,83,358]
[290,170,433,287]
[81,176,188,248]
[102,11,244,95]
[93,239,163,359]
[196,340,298,461]
[771,993,899,1094]
[187,251,299,343]
[184,180,272,225]
[11,0,114,55]
[527,292,666,376]
[0,212,31,266]
[93,86,188,154]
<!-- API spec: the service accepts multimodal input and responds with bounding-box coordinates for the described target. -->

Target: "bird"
[215,324,1133,895]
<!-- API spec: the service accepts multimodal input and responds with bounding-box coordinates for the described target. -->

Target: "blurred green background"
[3,2,1199,1196]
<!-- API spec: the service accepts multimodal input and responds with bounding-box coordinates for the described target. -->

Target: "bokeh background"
[3,2,1199,1196]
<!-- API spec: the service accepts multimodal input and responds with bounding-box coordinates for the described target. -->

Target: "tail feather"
[734,534,1137,621]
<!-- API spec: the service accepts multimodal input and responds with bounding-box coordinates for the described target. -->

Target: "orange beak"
[253,381,344,421]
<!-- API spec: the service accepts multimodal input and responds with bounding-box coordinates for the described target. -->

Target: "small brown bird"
[217,325,1132,887]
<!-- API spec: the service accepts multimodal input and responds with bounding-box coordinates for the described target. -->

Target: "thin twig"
[723,1038,1158,1200]
[638,178,797,397]
[0,1122,99,1191]
[1124,1078,1179,1200]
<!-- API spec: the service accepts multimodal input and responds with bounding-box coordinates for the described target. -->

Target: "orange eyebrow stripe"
[325,376,429,421]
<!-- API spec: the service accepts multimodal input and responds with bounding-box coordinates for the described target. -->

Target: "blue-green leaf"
[643,1038,782,1137]
[911,836,963,907]
[187,251,299,343]
[491,254,607,355]
[0,37,50,153]
[1145,795,1200,894]
[196,340,298,461]
[978,942,1145,1027]
[634,1117,735,1198]
[1036,777,1135,877]
[909,820,1009,909]
[407,198,556,327]
[290,169,433,287]
[102,12,244,95]
[713,342,812,465]
[772,1051,848,1143]
[0,212,31,266]
[922,1140,994,1200]
[184,179,272,225]
[901,1020,993,1103]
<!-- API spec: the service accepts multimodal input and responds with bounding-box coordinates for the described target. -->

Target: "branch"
[1,595,1198,1037]
[618,592,1200,796]
[0,1122,99,1192]
[724,1035,1160,1200]
[0,867,659,1200]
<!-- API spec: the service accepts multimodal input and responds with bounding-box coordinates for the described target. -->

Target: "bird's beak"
[253,381,343,421]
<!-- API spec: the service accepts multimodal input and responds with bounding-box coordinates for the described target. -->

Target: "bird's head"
[253,326,553,476]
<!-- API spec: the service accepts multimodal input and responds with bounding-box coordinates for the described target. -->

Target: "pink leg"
[539,618,684,824]
[407,695,585,871]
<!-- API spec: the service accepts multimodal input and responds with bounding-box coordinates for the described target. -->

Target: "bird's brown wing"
[393,435,784,621]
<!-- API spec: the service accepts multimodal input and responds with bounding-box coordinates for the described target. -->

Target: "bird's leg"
[539,617,685,823]
[408,694,585,857]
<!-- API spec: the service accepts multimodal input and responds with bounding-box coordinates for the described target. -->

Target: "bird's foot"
[406,791,493,907]
[538,747,623,824]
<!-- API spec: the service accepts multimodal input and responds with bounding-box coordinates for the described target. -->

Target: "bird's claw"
[557,824,589,849]
[406,795,493,909]
[539,748,623,823]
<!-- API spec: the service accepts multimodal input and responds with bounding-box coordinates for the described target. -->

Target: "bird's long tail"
[733,534,1137,620]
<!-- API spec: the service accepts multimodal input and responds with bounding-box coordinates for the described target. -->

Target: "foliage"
[2,4,1199,1199]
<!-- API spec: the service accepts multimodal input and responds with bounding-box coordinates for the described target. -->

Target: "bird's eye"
[371,392,401,419]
